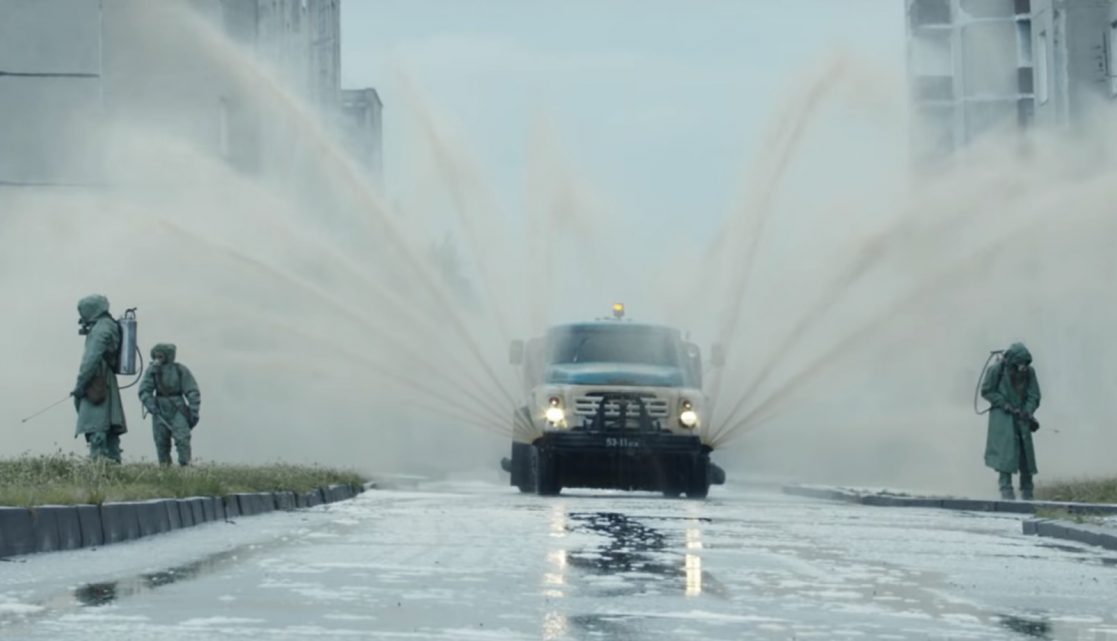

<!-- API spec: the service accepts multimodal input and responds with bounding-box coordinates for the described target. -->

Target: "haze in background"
[4,2,1114,497]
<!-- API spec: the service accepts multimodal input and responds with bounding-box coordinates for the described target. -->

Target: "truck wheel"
[532,445,561,496]
[686,455,710,499]
[510,442,533,493]
[685,482,709,499]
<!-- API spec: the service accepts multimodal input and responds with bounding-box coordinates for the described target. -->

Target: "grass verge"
[1035,477,1117,504]
[0,453,366,507]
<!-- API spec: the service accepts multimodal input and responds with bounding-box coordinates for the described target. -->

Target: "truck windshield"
[548,326,680,368]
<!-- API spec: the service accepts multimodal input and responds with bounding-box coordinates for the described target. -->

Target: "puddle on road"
[72,547,246,608]
[0,505,366,630]
[567,613,643,641]
[564,511,722,598]
[0,538,290,630]
[997,614,1053,638]
[546,511,720,640]
[554,510,1116,641]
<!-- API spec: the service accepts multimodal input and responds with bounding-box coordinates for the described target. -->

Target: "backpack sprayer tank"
[116,308,138,376]
[18,306,142,424]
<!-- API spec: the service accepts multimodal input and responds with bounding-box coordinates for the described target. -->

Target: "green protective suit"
[138,343,200,466]
[72,295,127,463]
[981,343,1040,480]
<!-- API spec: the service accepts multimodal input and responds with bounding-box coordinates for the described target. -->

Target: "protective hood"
[545,363,685,387]
[1003,342,1033,367]
[151,343,177,364]
[77,294,110,322]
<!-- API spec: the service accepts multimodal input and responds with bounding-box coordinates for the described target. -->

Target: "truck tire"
[510,442,533,493]
[686,454,710,499]
[532,445,561,496]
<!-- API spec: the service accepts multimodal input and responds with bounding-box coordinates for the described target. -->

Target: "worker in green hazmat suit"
[138,343,201,466]
[72,294,127,462]
[981,343,1041,500]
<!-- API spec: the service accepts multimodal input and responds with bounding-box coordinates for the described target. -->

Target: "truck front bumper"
[536,430,716,492]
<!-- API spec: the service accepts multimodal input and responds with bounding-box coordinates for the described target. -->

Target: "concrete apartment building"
[0,0,381,186]
[341,88,384,186]
[906,0,1114,159]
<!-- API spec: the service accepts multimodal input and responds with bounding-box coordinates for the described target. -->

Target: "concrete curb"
[76,504,102,548]
[1023,518,1117,551]
[783,484,1117,516]
[1,483,366,560]
[784,484,1117,551]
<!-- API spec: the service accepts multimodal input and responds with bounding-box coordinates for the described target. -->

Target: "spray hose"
[973,350,1004,415]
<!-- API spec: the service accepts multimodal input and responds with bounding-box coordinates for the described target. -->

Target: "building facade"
[906,0,1114,160]
[1028,0,1110,127]
[0,0,379,186]
[0,0,105,185]
[906,0,1035,160]
[341,87,383,185]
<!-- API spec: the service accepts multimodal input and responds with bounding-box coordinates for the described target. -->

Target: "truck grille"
[573,394,670,419]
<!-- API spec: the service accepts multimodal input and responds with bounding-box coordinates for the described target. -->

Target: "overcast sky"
[339,1,905,233]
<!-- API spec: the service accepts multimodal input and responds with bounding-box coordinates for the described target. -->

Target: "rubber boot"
[998,472,1015,501]
[1019,470,1034,501]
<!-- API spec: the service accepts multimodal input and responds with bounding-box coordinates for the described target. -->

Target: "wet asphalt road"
[1,480,1115,640]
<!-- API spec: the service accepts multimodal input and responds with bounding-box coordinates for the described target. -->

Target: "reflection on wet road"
[1,482,1115,640]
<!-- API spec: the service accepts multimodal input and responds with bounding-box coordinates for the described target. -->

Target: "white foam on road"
[1,485,1115,640]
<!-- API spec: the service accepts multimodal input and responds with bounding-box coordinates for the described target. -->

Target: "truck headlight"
[545,397,565,424]
[679,400,698,428]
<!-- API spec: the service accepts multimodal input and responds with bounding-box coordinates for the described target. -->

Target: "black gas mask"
[78,318,94,336]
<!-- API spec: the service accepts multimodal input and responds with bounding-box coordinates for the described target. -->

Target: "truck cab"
[502,311,725,498]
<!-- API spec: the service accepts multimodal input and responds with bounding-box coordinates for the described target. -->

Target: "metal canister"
[116,308,138,376]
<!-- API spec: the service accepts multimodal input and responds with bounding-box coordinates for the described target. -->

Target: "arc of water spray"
[708,154,1053,443]
[398,74,518,348]
[165,7,523,414]
[702,57,850,421]
[157,221,516,428]
[706,233,886,444]
[708,185,1109,447]
[525,120,567,336]
[206,306,516,432]
[223,346,510,435]
[222,344,515,437]
[522,117,637,334]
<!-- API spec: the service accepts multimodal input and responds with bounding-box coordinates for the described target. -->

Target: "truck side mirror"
[509,339,524,365]
[710,343,726,368]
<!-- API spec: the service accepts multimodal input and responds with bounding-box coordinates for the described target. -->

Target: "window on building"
[911,0,951,28]
[1016,20,1032,66]
[1017,67,1033,94]
[961,0,1014,20]
[913,30,952,74]
[1035,31,1049,103]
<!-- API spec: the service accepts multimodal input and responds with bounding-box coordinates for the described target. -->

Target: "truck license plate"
[604,437,641,448]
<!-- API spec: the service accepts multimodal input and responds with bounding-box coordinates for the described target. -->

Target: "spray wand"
[21,394,74,424]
